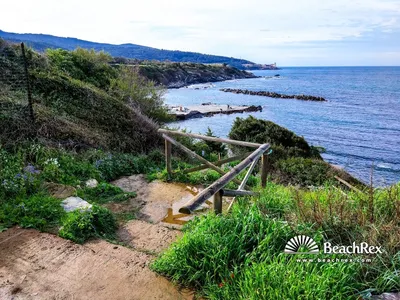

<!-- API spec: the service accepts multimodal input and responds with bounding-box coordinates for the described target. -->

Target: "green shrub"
[46,48,117,89]
[40,153,101,186]
[276,157,331,186]
[229,116,322,161]
[0,193,65,231]
[110,66,171,122]
[95,151,164,181]
[77,182,136,204]
[59,205,117,244]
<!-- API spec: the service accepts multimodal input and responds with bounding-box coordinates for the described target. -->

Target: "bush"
[0,193,65,231]
[77,182,136,204]
[229,116,321,161]
[59,205,117,244]
[39,152,101,186]
[276,157,331,186]
[46,48,117,89]
[110,66,171,122]
[95,152,163,181]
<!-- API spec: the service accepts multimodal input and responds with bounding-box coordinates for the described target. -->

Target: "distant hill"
[0,30,257,69]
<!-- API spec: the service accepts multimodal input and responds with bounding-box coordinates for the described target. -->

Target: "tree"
[205,127,227,157]
[110,66,170,122]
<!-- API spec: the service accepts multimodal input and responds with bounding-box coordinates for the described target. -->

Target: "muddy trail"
[0,175,216,300]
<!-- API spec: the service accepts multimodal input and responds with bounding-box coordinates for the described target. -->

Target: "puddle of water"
[161,184,233,225]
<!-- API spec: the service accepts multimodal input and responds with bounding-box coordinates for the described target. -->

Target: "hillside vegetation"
[0,40,165,151]
[0,30,255,69]
[1,40,399,300]
[137,61,256,88]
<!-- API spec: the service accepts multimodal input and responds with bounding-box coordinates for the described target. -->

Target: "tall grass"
[152,181,400,299]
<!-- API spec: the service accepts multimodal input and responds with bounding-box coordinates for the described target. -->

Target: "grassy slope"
[0,40,161,152]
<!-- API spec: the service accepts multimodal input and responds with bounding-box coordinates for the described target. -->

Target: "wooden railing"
[158,129,270,215]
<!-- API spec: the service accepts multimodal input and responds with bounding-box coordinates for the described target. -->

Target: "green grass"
[152,181,400,299]
[0,193,65,231]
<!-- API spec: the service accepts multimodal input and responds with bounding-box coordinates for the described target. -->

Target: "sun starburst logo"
[284,235,320,254]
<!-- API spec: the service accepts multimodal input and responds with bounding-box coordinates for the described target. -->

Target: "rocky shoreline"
[220,88,327,102]
[137,62,257,89]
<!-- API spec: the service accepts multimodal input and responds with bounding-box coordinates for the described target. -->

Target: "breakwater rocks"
[220,88,327,102]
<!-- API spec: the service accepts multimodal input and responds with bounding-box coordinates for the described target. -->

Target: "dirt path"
[0,175,203,300]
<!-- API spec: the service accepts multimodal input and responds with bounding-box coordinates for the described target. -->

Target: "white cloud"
[1,0,399,65]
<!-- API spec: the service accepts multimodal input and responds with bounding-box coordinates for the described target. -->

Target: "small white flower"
[44,158,60,167]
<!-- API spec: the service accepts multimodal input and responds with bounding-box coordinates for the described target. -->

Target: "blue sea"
[165,67,400,186]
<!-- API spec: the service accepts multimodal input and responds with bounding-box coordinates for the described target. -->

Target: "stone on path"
[85,179,99,188]
[61,196,92,212]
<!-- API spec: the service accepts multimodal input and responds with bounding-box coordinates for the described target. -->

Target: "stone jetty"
[220,88,327,102]
[169,104,262,120]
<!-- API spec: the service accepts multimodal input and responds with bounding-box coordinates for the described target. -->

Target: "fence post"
[20,43,35,123]
[165,139,172,176]
[213,190,223,215]
[260,154,268,188]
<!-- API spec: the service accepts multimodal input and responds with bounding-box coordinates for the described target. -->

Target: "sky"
[1,0,400,66]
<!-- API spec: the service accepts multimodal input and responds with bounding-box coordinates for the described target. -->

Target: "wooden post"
[260,154,268,188]
[165,139,172,176]
[214,190,223,215]
[21,43,35,123]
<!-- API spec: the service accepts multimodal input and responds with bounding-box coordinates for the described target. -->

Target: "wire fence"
[0,41,35,123]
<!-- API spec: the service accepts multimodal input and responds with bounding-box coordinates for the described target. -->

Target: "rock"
[220,88,327,102]
[371,293,400,300]
[61,197,92,212]
[43,183,76,199]
[85,179,98,188]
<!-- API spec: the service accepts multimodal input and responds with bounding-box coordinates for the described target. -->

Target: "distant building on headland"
[241,62,279,70]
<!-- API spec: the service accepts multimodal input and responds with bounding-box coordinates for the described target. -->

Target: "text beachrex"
[284,235,383,255]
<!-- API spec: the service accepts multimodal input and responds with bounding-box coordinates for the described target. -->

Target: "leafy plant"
[59,205,117,244]
[0,193,65,231]
[77,182,136,204]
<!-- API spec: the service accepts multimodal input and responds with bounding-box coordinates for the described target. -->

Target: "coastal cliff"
[137,62,257,88]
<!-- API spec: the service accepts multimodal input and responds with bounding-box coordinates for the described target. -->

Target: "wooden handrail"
[163,134,243,186]
[179,143,270,214]
[227,158,259,212]
[158,129,263,148]
[183,152,252,174]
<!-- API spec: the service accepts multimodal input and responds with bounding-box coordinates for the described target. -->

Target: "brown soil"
[0,227,193,300]
[111,174,200,223]
[0,175,203,300]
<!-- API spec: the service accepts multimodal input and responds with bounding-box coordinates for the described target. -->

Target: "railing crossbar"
[179,143,270,214]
